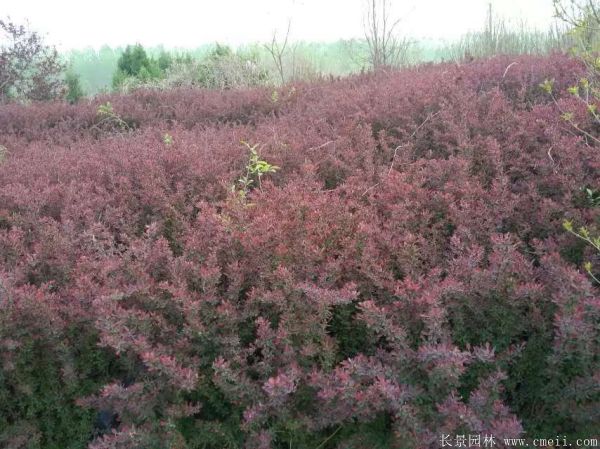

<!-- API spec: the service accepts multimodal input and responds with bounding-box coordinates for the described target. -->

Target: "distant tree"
[363,0,411,70]
[196,44,270,90]
[65,69,84,104]
[211,43,233,59]
[157,50,173,72]
[0,17,66,103]
[112,44,160,89]
[117,44,151,77]
[111,69,128,90]
[68,46,120,95]
[173,52,193,65]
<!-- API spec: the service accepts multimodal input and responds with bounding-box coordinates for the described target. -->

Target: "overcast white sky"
[3,0,559,50]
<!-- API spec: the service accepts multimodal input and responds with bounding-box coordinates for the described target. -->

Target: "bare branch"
[264,19,292,85]
[362,0,411,70]
[362,110,442,197]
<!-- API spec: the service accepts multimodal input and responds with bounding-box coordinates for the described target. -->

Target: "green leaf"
[540,78,554,94]
[561,112,574,122]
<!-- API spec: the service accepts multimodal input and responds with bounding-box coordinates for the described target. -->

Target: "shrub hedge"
[0,54,598,448]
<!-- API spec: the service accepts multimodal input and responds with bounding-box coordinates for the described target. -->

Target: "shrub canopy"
[0,54,598,448]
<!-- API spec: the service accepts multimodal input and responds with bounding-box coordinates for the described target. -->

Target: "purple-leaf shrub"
[0,54,598,448]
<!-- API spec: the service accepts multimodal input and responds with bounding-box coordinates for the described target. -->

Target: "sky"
[2,0,560,50]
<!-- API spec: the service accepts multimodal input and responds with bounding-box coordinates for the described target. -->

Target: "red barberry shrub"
[0,54,598,448]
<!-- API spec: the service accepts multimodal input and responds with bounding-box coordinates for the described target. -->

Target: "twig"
[361,110,441,197]
[265,20,292,85]
[565,120,600,146]
[314,425,342,449]
[502,61,517,78]
[309,140,334,151]
[548,91,600,146]
[547,146,554,164]
[547,146,559,173]
[388,110,441,175]
[361,183,380,197]
[0,279,11,306]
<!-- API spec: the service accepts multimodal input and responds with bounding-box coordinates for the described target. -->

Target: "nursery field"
[0,54,599,448]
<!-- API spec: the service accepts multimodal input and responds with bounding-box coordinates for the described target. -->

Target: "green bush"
[65,70,84,104]
[112,44,161,89]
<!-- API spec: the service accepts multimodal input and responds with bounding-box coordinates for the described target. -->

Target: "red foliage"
[0,54,599,448]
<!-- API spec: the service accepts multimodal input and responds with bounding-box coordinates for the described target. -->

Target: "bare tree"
[264,20,292,85]
[363,0,411,70]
